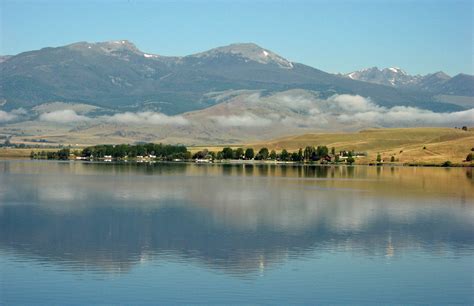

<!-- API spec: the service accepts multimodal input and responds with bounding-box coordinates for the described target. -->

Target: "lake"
[0,160,473,304]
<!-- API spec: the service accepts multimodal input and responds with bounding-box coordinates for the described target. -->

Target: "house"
[195,158,212,163]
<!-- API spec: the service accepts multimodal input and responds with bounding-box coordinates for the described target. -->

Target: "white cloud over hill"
[0,110,18,122]
[211,113,272,127]
[39,110,90,123]
[104,112,189,125]
[2,93,471,145]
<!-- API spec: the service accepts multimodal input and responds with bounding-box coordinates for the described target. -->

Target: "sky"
[1,0,472,75]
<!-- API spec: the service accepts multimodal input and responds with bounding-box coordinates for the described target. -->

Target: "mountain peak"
[67,40,141,54]
[426,71,451,79]
[385,67,407,75]
[191,42,294,69]
[346,66,417,87]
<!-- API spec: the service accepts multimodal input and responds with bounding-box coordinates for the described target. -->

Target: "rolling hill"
[251,127,474,164]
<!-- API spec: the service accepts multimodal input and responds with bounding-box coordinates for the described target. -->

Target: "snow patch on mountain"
[191,43,294,69]
[344,66,451,90]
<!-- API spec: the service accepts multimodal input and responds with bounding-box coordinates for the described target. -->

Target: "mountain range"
[1,40,472,115]
[345,67,473,96]
[0,40,472,145]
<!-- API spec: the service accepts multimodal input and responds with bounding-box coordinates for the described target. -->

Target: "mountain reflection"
[0,161,473,275]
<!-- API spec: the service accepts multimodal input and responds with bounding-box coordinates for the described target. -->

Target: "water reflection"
[0,161,473,276]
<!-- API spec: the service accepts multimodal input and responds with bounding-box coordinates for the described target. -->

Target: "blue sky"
[1,0,472,75]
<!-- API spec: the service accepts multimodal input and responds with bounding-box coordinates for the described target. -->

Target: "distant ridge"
[345,66,472,96]
[0,40,471,114]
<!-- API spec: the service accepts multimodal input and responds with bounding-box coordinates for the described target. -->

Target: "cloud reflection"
[0,161,473,275]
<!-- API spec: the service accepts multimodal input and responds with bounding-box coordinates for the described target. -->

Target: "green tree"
[304,146,315,161]
[347,151,355,164]
[57,148,70,160]
[298,148,303,162]
[222,147,234,159]
[291,152,300,161]
[316,146,329,158]
[376,153,382,163]
[280,149,289,161]
[234,148,244,159]
[193,149,209,159]
[128,146,137,158]
[347,156,355,165]
[331,147,336,155]
[390,156,395,162]
[244,148,254,159]
[136,145,146,156]
[269,150,277,160]
[255,147,269,160]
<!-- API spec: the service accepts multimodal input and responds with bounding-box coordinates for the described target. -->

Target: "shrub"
[376,154,382,163]
[441,161,452,167]
[347,156,355,165]
[466,153,473,162]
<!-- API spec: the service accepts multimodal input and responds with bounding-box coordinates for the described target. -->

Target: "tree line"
[31,143,191,161]
[81,143,190,160]
[32,143,363,164]
[194,145,356,164]
[30,148,71,160]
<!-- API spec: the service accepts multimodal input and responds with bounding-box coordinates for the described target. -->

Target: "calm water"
[0,160,473,304]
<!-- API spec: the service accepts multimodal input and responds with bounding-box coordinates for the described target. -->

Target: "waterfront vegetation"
[21,143,474,167]
[2,127,470,166]
[29,143,396,166]
[31,143,191,161]
[25,142,474,167]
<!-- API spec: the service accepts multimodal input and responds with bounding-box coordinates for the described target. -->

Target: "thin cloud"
[208,93,473,129]
[39,110,90,123]
[327,94,381,112]
[212,114,272,127]
[331,95,474,127]
[105,111,189,125]
[0,110,18,122]
[0,108,28,123]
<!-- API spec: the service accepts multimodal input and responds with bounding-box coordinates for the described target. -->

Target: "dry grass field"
[2,127,473,165]
[250,127,474,165]
[0,148,59,158]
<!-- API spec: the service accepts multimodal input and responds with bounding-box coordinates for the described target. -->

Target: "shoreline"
[1,157,472,168]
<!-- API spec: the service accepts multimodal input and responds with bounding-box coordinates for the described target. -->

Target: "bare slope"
[251,127,474,164]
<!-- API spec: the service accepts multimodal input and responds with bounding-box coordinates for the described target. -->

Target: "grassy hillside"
[250,127,474,165]
[3,127,473,166]
[0,148,58,158]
